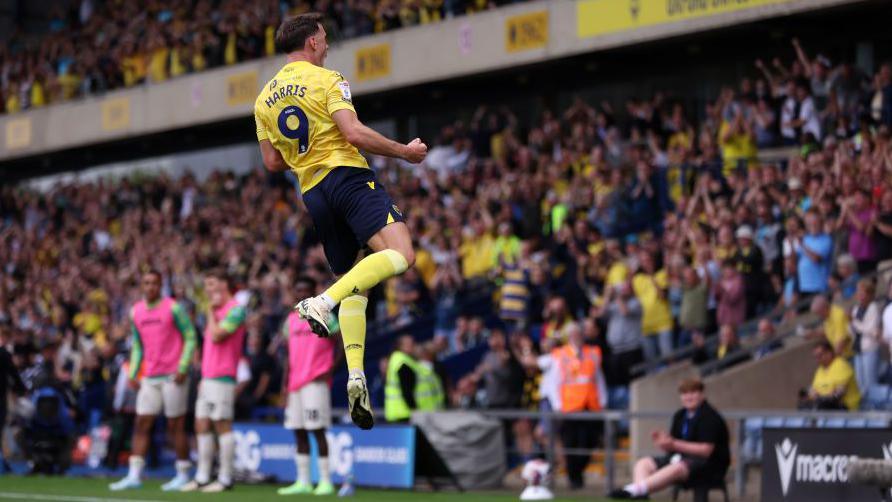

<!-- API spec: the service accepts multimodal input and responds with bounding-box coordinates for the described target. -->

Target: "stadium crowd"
[2,36,892,472]
[0,0,525,114]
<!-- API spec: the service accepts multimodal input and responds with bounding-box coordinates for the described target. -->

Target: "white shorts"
[136,377,188,418]
[284,381,331,430]
[195,379,236,421]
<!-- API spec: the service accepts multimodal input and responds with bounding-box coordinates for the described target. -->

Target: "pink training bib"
[201,299,246,379]
[132,297,181,377]
[287,311,335,392]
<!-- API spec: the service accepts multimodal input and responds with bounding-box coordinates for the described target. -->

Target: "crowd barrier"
[232,422,418,488]
[13,406,892,500]
[419,409,892,500]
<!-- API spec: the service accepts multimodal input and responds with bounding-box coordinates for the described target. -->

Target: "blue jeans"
[642,330,674,363]
[855,350,880,393]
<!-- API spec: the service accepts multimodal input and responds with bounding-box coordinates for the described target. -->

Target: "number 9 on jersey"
[277,105,310,154]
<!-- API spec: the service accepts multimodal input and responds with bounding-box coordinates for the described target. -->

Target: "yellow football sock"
[339,295,368,373]
[323,249,408,305]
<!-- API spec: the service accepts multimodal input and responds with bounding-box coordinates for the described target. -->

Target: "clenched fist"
[403,138,428,164]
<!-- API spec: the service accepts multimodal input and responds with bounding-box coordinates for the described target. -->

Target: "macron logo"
[776,438,798,497]
[883,441,892,461]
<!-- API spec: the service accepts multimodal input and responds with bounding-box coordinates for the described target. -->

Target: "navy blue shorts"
[302,167,404,275]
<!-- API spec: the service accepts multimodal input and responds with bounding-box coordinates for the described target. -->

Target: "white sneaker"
[161,475,190,491]
[295,296,332,338]
[109,477,141,491]
[200,480,233,493]
[347,372,374,430]
[179,480,207,492]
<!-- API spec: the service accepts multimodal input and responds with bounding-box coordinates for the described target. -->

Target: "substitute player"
[277,276,336,496]
[181,270,247,493]
[110,270,196,492]
[254,13,427,430]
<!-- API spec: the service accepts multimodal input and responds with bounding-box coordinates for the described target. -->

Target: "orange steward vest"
[553,344,602,413]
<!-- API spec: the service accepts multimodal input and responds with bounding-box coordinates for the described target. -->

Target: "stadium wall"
[0,0,868,162]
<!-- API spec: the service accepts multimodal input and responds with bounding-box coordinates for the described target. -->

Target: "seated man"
[799,339,861,410]
[753,319,783,360]
[609,379,729,500]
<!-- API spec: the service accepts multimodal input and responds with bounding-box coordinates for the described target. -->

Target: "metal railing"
[381,408,892,500]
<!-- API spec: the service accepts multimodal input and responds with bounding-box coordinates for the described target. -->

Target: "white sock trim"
[195,433,215,484]
[340,295,368,315]
[129,455,145,480]
[175,459,191,476]
[218,432,235,485]
[381,249,409,274]
[320,294,337,310]
[318,456,331,484]
[296,454,311,485]
[623,482,648,496]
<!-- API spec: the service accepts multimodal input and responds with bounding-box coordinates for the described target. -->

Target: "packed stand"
[0,0,527,115]
[2,41,892,471]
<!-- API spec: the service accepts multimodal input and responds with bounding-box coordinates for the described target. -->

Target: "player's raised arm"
[331,109,427,164]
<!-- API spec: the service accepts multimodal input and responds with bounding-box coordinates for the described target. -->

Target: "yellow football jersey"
[254,61,369,192]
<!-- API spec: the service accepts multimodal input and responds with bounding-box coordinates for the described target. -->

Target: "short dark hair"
[205,268,233,291]
[276,13,323,53]
[295,275,317,291]
[678,378,705,393]
[143,268,163,281]
[815,339,834,353]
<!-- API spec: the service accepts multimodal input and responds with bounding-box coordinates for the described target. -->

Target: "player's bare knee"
[167,416,183,432]
[135,415,154,433]
[636,457,656,473]
[195,419,210,434]
[668,461,689,481]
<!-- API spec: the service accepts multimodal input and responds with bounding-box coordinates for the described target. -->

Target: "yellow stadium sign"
[5,117,32,150]
[355,44,392,82]
[101,97,131,132]
[226,71,258,106]
[506,11,549,53]
[577,0,794,38]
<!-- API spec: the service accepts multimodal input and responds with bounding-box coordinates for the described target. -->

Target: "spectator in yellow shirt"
[809,295,851,358]
[459,217,495,280]
[169,42,188,78]
[4,84,20,113]
[603,239,629,290]
[492,222,520,267]
[632,251,674,362]
[121,43,147,87]
[222,23,237,65]
[148,39,170,83]
[718,108,757,179]
[30,78,46,108]
[190,33,208,72]
[803,340,860,411]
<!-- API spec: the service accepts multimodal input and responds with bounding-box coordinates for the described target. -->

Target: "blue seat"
[742,418,766,462]
[864,385,891,410]
[820,418,846,428]
[744,417,764,432]
[784,417,807,428]
[764,417,784,428]
[867,419,890,428]
[846,418,867,428]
